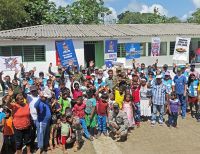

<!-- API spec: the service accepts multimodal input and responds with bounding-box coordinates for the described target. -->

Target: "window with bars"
[117,43,146,57]
[0,45,46,62]
[170,42,175,55]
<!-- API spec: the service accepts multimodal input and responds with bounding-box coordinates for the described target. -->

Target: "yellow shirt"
[115,90,124,109]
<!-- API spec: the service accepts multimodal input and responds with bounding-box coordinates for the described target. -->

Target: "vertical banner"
[151,37,160,56]
[125,43,141,59]
[0,56,22,71]
[105,40,118,68]
[55,39,79,67]
[173,37,191,63]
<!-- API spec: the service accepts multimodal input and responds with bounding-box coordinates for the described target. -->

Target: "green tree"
[0,0,28,30]
[187,9,200,23]
[117,11,181,24]
[69,0,111,24]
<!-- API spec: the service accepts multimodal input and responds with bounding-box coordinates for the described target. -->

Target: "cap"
[165,71,170,76]
[94,67,99,70]
[163,64,168,68]
[113,103,119,109]
[179,65,186,69]
[156,74,162,79]
[177,67,182,72]
[55,74,61,78]
[30,85,37,92]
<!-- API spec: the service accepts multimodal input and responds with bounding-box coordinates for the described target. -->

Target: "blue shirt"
[151,83,169,105]
[0,112,6,123]
[162,79,173,93]
[34,99,52,123]
[173,75,187,95]
[85,98,96,114]
[188,80,199,97]
[94,80,106,90]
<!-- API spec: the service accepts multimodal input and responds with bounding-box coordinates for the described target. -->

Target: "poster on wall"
[55,39,79,67]
[173,37,191,63]
[151,37,160,56]
[104,40,118,68]
[125,43,141,59]
[0,56,22,71]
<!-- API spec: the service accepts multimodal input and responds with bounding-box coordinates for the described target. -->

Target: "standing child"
[132,81,141,127]
[85,89,97,138]
[96,93,109,136]
[73,96,93,141]
[115,86,125,110]
[1,108,16,154]
[168,92,181,128]
[123,94,135,128]
[60,115,71,154]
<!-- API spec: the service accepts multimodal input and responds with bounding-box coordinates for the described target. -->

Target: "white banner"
[151,37,160,56]
[0,56,22,71]
[173,37,191,63]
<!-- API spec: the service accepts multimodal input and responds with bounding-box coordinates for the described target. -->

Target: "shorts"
[61,136,68,145]
[85,114,97,128]
[188,96,198,104]
[14,127,31,150]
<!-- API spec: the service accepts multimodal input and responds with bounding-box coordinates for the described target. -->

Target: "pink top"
[132,86,140,103]
[73,90,83,100]
[73,103,86,118]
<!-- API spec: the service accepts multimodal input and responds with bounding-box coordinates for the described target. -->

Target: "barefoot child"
[122,94,135,128]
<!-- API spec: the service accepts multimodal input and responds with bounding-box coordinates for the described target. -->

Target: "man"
[187,63,199,78]
[161,64,168,78]
[151,74,169,125]
[27,85,39,153]
[109,103,129,141]
[105,69,117,91]
[173,68,187,119]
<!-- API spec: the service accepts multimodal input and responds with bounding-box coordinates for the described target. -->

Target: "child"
[60,115,71,154]
[108,93,115,112]
[73,96,93,141]
[59,91,71,115]
[140,78,151,121]
[115,86,125,110]
[1,107,16,154]
[96,93,109,136]
[132,81,141,127]
[85,89,97,138]
[168,92,181,128]
[123,94,135,128]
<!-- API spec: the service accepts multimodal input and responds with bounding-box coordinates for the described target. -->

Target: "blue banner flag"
[125,43,141,59]
[55,39,79,67]
[105,40,118,68]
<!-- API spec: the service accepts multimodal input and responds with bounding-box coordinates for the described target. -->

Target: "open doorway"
[84,42,95,67]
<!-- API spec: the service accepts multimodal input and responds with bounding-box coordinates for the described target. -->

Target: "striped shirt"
[151,82,169,105]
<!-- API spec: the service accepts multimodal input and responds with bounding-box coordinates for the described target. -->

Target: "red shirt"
[132,86,140,103]
[73,103,86,118]
[73,90,83,100]
[11,103,31,130]
[97,99,108,116]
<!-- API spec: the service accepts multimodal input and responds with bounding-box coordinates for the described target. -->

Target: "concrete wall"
[0,39,84,78]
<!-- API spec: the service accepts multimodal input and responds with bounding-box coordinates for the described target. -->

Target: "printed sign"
[125,43,141,59]
[173,37,191,63]
[0,56,22,71]
[55,39,79,67]
[151,37,160,56]
[105,40,118,68]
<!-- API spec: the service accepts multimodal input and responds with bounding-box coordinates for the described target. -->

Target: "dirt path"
[32,115,200,154]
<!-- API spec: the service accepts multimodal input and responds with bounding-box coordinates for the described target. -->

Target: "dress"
[123,102,135,127]
[140,86,151,116]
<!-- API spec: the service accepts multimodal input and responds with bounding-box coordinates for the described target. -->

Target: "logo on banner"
[173,37,191,63]
[0,56,22,71]
[151,37,160,56]
[105,40,118,68]
[56,39,79,67]
[125,43,141,59]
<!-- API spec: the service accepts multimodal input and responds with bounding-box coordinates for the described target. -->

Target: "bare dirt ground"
[52,115,200,154]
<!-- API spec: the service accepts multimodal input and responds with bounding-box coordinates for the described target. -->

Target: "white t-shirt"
[27,95,39,121]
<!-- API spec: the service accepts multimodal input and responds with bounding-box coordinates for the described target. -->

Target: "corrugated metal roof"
[1,23,200,39]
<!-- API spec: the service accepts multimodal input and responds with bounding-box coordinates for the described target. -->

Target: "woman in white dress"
[140,78,151,120]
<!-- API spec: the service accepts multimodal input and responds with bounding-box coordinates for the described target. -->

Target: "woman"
[187,73,199,118]
[140,78,151,120]
[6,92,31,154]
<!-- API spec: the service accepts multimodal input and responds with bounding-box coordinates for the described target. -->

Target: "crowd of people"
[0,59,200,154]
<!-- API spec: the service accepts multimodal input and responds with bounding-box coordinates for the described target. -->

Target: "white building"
[0,23,200,76]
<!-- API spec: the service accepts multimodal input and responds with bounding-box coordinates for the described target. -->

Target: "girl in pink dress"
[123,94,135,128]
